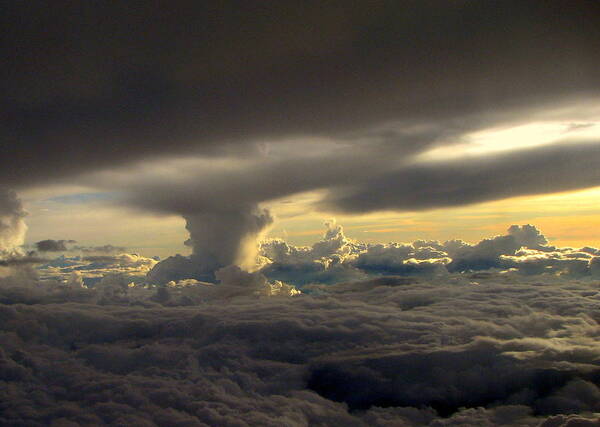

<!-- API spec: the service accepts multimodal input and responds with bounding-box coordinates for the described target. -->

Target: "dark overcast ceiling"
[2,0,600,187]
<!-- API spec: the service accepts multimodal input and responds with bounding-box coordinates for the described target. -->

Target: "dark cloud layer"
[35,239,76,252]
[2,265,600,426]
[74,244,127,254]
[0,255,49,268]
[323,142,600,213]
[2,1,600,188]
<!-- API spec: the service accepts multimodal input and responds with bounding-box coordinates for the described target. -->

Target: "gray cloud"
[0,255,49,267]
[75,244,127,254]
[4,5,600,423]
[35,239,76,252]
[259,222,368,286]
[184,206,274,272]
[258,223,596,285]
[322,141,600,214]
[3,1,600,190]
[5,2,600,285]
[2,265,600,425]
[145,204,274,284]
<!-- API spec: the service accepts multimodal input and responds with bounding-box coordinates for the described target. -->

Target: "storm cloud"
[4,3,600,425]
[3,2,600,282]
[323,141,600,214]
[35,239,76,252]
[2,1,600,189]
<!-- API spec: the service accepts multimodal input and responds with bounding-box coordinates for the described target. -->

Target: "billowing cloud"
[3,3,600,303]
[0,189,27,256]
[259,222,367,286]
[4,4,600,424]
[22,222,600,291]
[145,204,274,284]
[17,221,600,301]
[31,253,158,289]
[258,223,597,285]
[184,206,274,273]
[2,262,600,425]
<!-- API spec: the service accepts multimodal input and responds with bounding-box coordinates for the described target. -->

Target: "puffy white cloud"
[351,243,450,276]
[33,253,158,286]
[259,223,600,285]
[507,224,549,249]
[14,222,600,296]
[501,249,592,277]
[259,222,367,286]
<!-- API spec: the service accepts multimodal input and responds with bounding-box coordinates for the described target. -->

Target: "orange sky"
[267,186,600,250]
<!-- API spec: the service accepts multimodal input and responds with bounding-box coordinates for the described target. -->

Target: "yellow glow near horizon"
[417,120,600,162]
[20,184,600,257]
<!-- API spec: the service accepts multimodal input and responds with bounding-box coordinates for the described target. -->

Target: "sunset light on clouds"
[2,2,600,425]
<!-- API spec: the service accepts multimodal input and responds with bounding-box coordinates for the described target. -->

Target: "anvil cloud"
[2,2,600,426]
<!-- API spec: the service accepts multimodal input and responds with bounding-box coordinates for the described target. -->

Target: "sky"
[2,1,600,426]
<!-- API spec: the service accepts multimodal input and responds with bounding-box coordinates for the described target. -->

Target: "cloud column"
[184,205,274,272]
[0,189,27,256]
